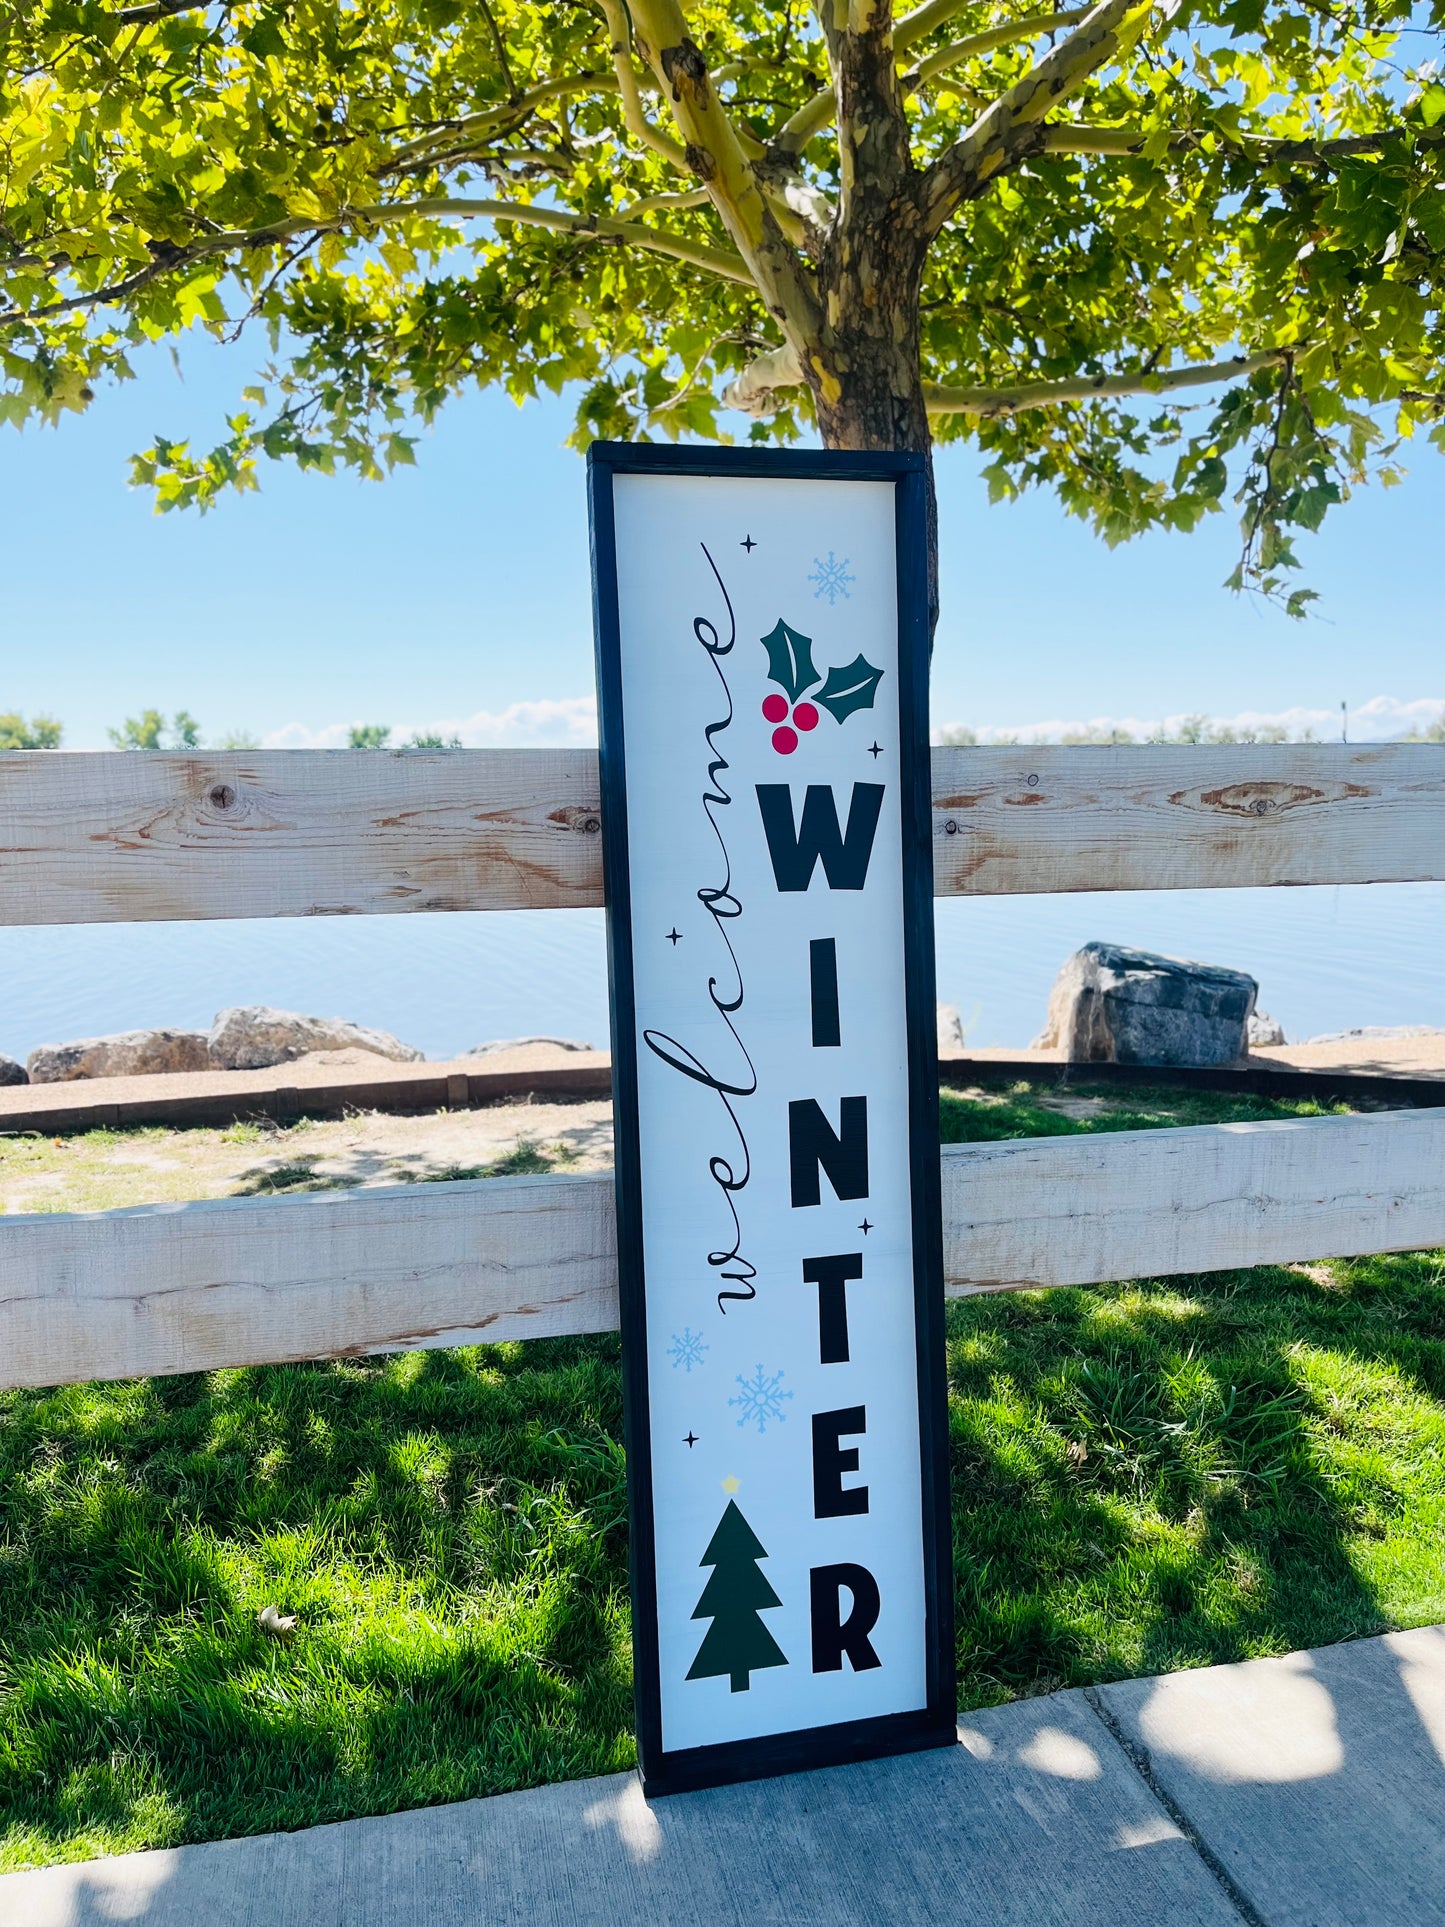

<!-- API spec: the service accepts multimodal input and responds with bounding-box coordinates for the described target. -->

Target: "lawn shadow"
[945,1253,1445,1707]
[226,1134,587,1198]
[4,1248,1444,1873]
[0,1335,632,1867]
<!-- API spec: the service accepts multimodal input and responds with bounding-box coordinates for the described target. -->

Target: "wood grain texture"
[3,1111,1441,1388]
[0,1170,620,1389]
[3,743,1441,925]
[0,747,603,924]
[941,1108,1445,1293]
[930,741,1445,896]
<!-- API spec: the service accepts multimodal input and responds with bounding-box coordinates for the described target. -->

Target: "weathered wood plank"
[3,743,1440,925]
[2,1050,1438,1141]
[0,1170,620,1389]
[2,1110,1441,1389]
[941,1108,1445,1294]
[930,740,1445,896]
[0,1057,615,1135]
[0,747,603,924]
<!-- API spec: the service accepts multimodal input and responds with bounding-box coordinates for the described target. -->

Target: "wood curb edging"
[0,1055,1440,1137]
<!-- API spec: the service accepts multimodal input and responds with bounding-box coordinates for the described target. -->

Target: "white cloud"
[257,691,1444,752]
[262,697,598,751]
[932,694,1445,745]
[261,721,356,750]
[1350,694,1445,737]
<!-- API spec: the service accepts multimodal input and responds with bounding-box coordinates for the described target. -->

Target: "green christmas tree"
[686,1499,788,1694]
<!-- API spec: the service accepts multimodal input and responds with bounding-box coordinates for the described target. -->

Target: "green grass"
[2,1086,1443,1871]
[938,1079,1349,1143]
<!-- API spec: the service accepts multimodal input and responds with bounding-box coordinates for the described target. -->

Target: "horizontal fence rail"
[3,1109,1442,1390]
[2,742,1441,926]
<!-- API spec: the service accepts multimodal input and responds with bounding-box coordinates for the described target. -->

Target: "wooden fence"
[2,741,1443,1391]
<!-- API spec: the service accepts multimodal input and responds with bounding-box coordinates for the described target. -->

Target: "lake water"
[1,883,1440,1063]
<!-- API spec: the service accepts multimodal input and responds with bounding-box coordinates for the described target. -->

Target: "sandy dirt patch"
[1252,1030,1445,1078]
[0,1094,614,1216]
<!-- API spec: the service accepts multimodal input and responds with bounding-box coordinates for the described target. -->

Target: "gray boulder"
[465,1036,595,1056]
[0,1053,28,1086]
[1247,1009,1287,1048]
[27,1028,210,1083]
[1033,943,1256,1068]
[208,1006,423,1071]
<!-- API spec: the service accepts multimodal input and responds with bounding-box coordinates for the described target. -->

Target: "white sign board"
[589,446,953,1795]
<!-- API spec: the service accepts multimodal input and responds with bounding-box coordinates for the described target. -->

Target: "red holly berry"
[762,693,789,724]
[793,702,819,732]
[772,726,799,755]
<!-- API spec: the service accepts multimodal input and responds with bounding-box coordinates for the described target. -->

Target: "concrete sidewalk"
[7,1625,1445,1927]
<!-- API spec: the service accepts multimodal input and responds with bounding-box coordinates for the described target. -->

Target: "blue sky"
[3,332,1442,749]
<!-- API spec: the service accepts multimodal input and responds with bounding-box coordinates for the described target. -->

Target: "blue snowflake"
[668,1327,708,1373]
[809,551,855,604]
[729,1365,794,1434]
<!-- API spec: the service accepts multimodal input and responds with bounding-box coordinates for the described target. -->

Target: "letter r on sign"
[810,1564,882,1674]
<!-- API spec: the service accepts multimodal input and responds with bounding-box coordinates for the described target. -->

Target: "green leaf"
[759,619,818,702]
[814,654,884,725]
[241,19,287,60]
[6,0,1434,614]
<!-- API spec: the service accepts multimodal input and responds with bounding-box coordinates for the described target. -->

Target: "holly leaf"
[814,654,884,723]
[759,619,819,701]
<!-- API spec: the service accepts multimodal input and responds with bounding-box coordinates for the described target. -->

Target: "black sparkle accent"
[684,1432,699,1448]
[859,1218,873,1236]
[867,741,883,759]
[741,533,757,552]
[666,927,682,945]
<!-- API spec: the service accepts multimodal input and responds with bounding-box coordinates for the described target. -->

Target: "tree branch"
[721,342,805,413]
[906,9,1090,89]
[618,186,714,219]
[476,0,517,102]
[776,2,1085,153]
[431,198,752,282]
[598,0,691,172]
[112,0,221,21]
[626,0,824,348]
[0,198,753,329]
[834,1,913,215]
[920,0,1155,235]
[923,350,1286,416]
[1039,120,1444,165]
[892,0,991,53]
[723,344,1445,423]
[384,75,619,170]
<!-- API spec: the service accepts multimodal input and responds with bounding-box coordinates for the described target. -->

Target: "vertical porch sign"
[589,444,954,1796]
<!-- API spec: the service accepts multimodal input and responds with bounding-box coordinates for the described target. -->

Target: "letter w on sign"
[756,783,885,892]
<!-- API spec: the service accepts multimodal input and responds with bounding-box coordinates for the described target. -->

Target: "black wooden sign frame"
[588,441,954,1797]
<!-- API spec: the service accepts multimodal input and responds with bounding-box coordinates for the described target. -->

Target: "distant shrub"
[108,709,202,750]
[0,711,62,749]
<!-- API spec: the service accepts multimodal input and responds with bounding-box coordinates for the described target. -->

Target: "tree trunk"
[799,33,939,637]
[810,320,939,643]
